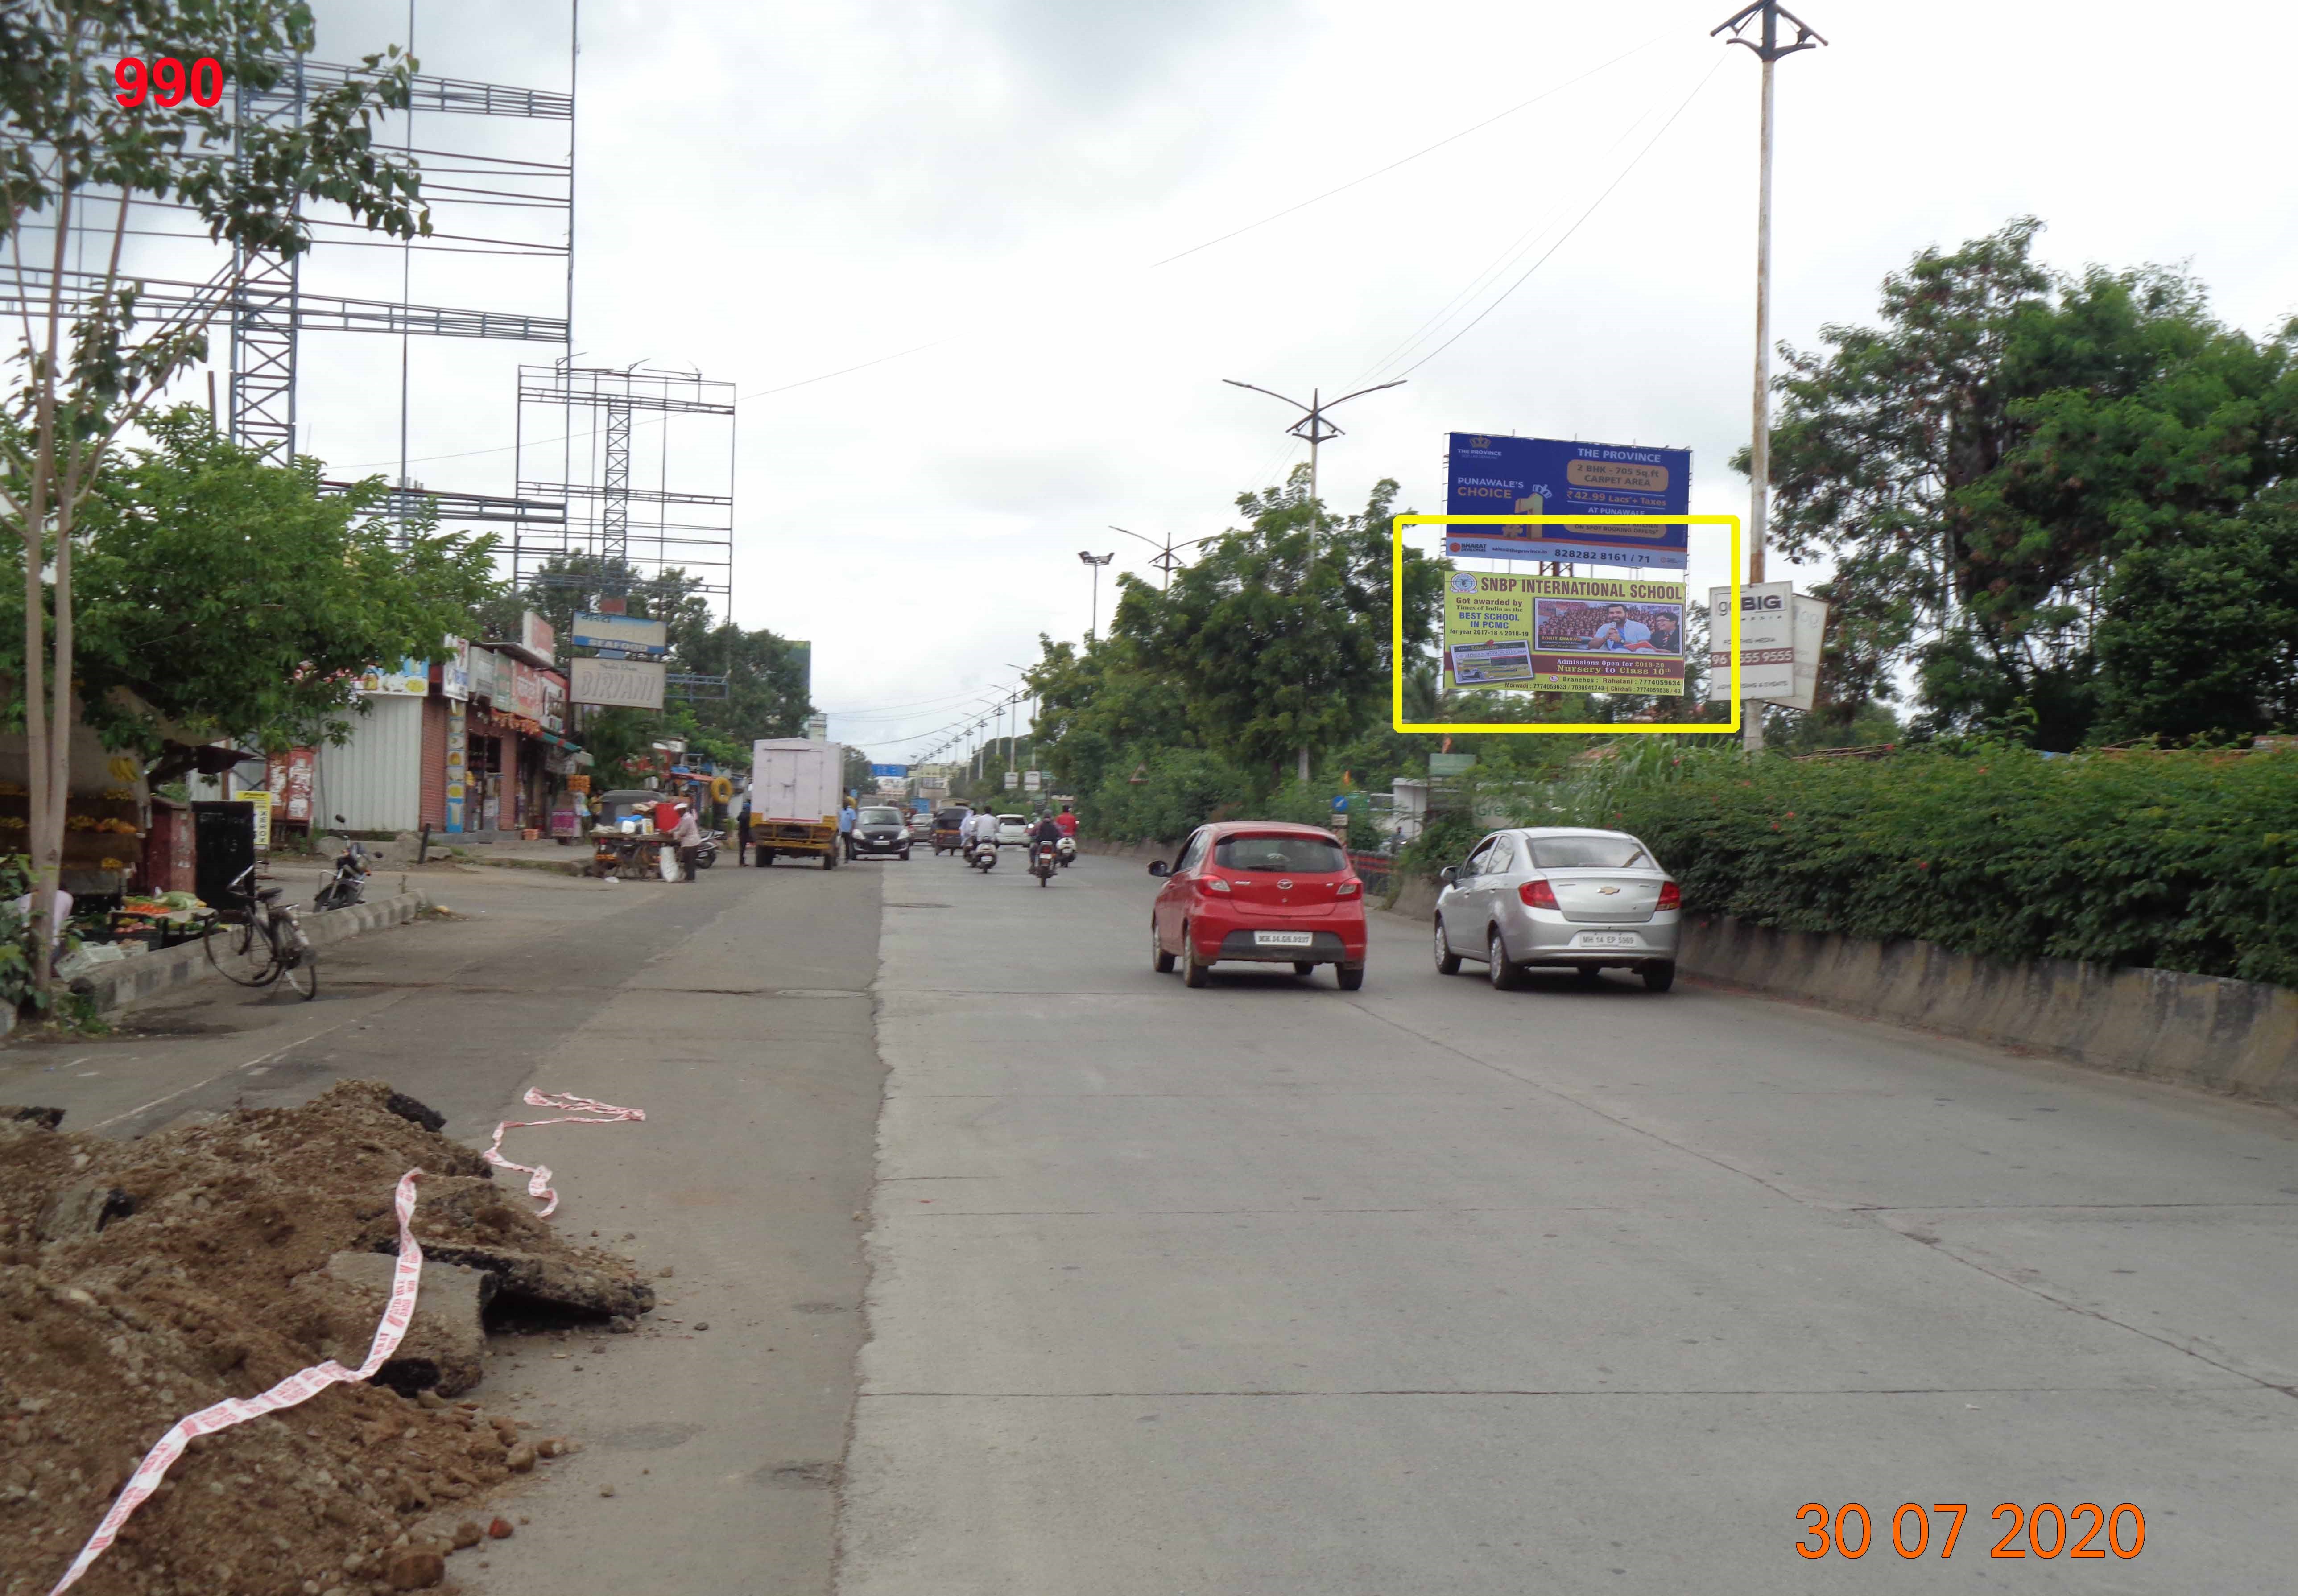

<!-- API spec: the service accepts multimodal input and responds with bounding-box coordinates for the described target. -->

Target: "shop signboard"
[465,645,500,704]
[570,656,667,709]
[442,638,471,701]
[1446,434,1690,568]
[1443,571,1688,694]
[360,658,430,696]
[445,700,467,833]
[266,748,316,825]
[242,788,274,850]
[512,660,546,720]
[539,671,568,733]
[1707,582,1797,702]
[570,612,669,657]
[521,610,556,660]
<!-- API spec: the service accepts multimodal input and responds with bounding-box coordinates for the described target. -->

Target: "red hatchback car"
[1148,821,1368,990]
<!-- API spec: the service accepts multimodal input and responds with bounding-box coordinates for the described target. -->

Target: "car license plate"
[1571,932,1641,948]
[1254,931,1314,948]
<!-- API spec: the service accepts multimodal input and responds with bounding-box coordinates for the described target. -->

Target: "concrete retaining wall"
[73,888,434,1015]
[1674,916,2298,1106]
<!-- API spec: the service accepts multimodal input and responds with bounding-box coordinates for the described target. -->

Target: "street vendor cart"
[587,788,678,881]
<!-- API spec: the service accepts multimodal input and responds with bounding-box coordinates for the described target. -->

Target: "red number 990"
[113,57,224,110]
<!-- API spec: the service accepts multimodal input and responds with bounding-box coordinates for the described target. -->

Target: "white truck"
[748,737,846,869]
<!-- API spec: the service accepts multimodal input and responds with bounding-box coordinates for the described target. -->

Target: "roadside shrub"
[1082,749,1251,843]
[1549,743,2298,986]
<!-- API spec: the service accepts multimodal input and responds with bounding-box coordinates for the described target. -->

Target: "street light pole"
[1714,1,1825,754]
[1223,377,1406,782]
[1109,525,1222,592]
[1078,550,1114,638]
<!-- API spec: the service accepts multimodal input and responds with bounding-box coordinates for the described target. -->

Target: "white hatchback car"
[1431,827,1682,991]
[996,813,1032,847]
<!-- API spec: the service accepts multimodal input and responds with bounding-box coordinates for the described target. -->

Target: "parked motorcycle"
[1031,840,1058,887]
[969,837,999,872]
[1055,834,1077,869]
[314,815,370,911]
[694,829,722,870]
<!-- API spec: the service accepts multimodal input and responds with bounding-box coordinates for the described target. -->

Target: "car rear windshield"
[859,808,901,825]
[1214,834,1347,874]
[1528,835,1652,870]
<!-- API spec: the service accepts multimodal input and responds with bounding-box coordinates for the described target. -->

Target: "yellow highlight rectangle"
[1391,513,1742,734]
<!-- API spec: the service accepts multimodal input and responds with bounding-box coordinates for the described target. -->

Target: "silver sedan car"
[1431,827,1682,992]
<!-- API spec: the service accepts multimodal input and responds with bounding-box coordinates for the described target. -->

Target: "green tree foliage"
[0,409,497,751]
[1554,740,2298,986]
[1764,218,2298,746]
[1122,471,1442,777]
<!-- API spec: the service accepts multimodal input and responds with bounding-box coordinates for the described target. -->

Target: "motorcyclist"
[967,806,1000,856]
[1053,804,1078,840]
[1031,811,1062,850]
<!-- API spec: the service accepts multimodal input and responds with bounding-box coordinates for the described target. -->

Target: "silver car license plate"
[1254,931,1314,948]
[1571,931,1641,948]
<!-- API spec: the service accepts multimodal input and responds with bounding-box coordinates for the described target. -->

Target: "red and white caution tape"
[47,1169,430,1596]
[49,1089,648,1595]
[482,1088,647,1218]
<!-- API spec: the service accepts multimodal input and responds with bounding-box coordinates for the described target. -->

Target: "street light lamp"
[1078,550,1115,638]
[1108,525,1222,592]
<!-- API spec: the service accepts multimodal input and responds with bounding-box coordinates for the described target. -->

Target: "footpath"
[1,858,888,1596]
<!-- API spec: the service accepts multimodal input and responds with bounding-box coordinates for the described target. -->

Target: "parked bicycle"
[201,862,318,998]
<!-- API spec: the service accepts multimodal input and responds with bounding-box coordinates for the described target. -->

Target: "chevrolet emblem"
[1598,886,1621,895]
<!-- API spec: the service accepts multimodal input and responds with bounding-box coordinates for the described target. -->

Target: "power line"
[1380,56,1729,381]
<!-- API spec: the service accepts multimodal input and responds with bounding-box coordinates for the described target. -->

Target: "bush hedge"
[1550,744,2298,987]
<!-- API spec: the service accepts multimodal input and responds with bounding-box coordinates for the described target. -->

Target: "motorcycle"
[1055,834,1077,869]
[314,815,370,911]
[694,829,722,870]
[1031,839,1058,887]
[969,836,999,872]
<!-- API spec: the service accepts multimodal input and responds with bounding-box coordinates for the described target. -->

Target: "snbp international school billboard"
[1444,571,1688,696]
[1447,433,1690,569]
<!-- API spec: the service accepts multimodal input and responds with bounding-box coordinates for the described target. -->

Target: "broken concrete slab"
[318,1251,497,1396]
[37,1180,135,1243]
[417,1239,657,1323]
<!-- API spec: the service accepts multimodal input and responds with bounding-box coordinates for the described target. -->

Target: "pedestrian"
[671,800,704,882]
[839,796,857,860]
[736,785,752,866]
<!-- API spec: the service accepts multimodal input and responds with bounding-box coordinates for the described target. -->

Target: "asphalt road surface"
[12,850,2296,1594]
[844,846,2298,1595]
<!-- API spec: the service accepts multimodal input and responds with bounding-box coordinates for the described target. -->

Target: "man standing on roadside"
[838,796,858,860]
[671,800,704,882]
[736,785,752,866]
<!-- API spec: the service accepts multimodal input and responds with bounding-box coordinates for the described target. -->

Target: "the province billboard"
[1446,433,1690,569]
[1444,571,1687,695]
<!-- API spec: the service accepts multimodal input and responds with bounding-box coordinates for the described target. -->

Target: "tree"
[3,1,425,980]
[1122,470,1441,780]
[1763,218,2298,747]
[0,409,499,755]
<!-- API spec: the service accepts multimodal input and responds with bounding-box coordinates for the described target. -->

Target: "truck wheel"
[757,849,776,866]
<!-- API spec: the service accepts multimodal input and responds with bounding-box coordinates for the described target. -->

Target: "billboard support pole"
[1715,1,1826,753]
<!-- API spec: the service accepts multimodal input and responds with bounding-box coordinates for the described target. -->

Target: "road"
[844,846,2298,1594]
[10,850,2296,1593]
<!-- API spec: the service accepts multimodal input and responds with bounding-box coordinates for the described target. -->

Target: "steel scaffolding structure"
[512,364,737,610]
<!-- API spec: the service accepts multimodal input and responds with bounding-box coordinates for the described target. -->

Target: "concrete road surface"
[843,847,2298,1595]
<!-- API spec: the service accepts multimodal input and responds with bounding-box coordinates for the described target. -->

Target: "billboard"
[360,658,430,697]
[868,763,909,779]
[521,610,556,660]
[1444,571,1687,695]
[571,656,667,709]
[570,612,669,657]
[1446,434,1690,568]
[1708,584,1828,707]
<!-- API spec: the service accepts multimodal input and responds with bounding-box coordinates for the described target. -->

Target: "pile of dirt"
[0,1080,653,1596]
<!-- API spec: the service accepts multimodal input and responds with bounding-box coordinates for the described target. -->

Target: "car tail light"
[1656,880,1681,911]
[1518,878,1558,910]
[1336,880,1360,896]
[1203,875,1232,893]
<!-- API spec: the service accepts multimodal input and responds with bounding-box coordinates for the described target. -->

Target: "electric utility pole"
[1222,377,1406,780]
[1713,1,1825,753]
[1078,550,1115,638]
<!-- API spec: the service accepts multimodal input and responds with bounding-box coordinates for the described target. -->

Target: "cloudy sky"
[121,0,2298,762]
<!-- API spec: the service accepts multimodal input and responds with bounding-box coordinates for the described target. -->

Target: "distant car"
[996,814,1030,847]
[851,805,912,860]
[1432,826,1680,992]
[906,812,932,840]
[1148,821,1365,990]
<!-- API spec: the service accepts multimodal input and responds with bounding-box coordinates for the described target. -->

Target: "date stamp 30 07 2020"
[1797,1502,2146,1561]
